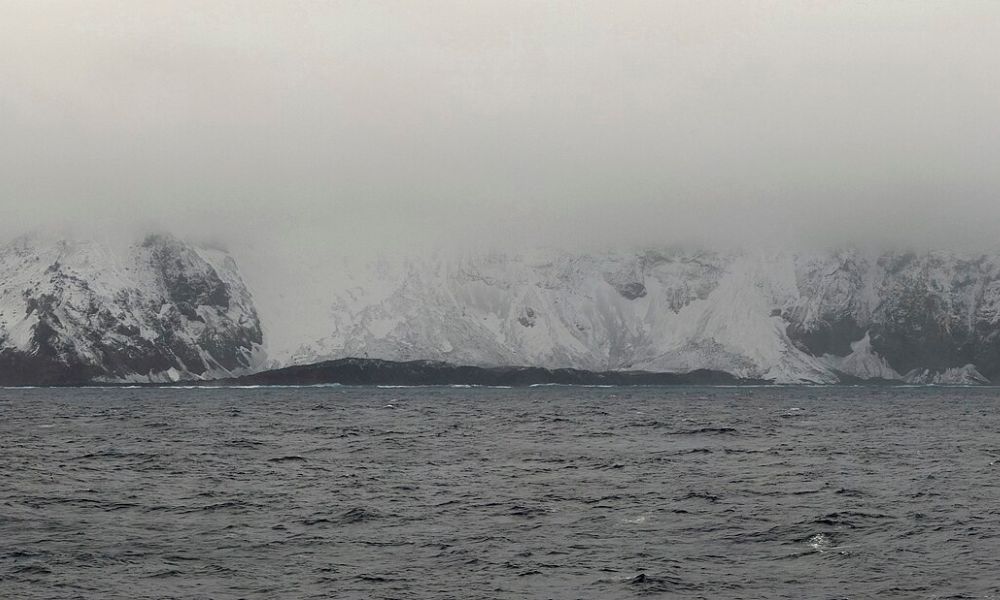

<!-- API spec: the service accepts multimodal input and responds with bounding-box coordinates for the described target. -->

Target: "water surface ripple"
[2,386,999,599]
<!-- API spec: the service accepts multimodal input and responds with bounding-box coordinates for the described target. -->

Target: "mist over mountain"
[4,233,1000,386]
[255,246,1000,385]
[3,3,1000,384]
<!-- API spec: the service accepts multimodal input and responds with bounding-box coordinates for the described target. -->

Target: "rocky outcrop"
[0,234,264,385]
[786,250,1000,383]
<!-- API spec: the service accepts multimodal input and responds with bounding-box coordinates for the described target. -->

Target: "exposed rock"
[903,365,990,385]
[0,233,264,385]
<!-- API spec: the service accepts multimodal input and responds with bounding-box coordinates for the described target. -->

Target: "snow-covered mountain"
[287,248,1000,384]
[4,235,1000,386]
[0,233,264,385]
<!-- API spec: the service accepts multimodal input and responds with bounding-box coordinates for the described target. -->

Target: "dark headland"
[209,357,761,387]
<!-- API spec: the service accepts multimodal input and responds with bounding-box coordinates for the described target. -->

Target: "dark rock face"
[144,234,231,318]
[615,281,647,300]
[518,307,537,328]
[784,251,1000,383]
[785,252,868,357]
[0,349,95,387]
[0,234,263,385]
[786,314,867,358]
[603,257,650,301]
[866,255,1000,381]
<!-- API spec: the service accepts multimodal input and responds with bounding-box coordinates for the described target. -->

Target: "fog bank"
[2,1,1000,255]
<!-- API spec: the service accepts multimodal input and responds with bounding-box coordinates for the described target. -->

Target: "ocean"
[2,386,999,599]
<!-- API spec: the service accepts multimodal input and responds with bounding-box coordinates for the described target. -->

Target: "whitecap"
[808,533,831,552]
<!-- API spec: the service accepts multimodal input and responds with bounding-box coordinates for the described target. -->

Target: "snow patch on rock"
[904,365,989,385]
[822,332,901,381]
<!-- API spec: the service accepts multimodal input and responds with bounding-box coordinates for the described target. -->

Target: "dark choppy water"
[2,386,1000,599]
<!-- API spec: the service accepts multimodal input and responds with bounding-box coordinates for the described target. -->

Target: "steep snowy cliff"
[287,248,1000,384]
[0,233,264,385]
[5,236,998,386]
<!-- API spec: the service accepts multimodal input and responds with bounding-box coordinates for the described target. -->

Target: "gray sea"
[2,386,1000,599]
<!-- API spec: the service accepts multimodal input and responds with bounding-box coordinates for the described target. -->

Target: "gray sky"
[3,1,1000,253]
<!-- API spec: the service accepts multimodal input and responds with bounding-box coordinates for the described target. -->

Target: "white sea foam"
[808,533,831,552]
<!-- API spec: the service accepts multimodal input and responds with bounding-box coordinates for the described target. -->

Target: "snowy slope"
[0,233,264,384]
[286,248,1000,384]
[5,234,999,385]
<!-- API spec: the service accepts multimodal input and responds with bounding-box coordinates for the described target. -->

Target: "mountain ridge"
[5,237,1000,386]
[283,248,1000,385]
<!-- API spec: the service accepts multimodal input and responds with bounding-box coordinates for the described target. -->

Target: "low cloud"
[2,1,999,255]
